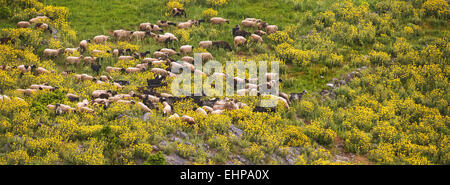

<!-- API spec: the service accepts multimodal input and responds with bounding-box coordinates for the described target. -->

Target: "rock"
[142,112,152,121]
[229,124,243,138]
[152,145,159,151]
[326,83,334,88]
[170,136,182,143]
[176,130,189,139]
[159,140,168,147]
[165,153,187,165]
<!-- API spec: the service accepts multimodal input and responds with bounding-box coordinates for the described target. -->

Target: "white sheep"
[180,56,194,63]
[250,34,263,43]
[150,68,169,76]
[210,17,229,25]
[234,36,247,47]
[199,41,213,49]
[43,48,63,58]
[181,115,195,125]
[200,52,214,61]
[36,67,51,74]
[266,25,278,34]
[17,21,30,28]
[160,48,179,56]
[66,56,84,65]
[93,35,110,43]
[113,29,133,41]
[180,45,193,55]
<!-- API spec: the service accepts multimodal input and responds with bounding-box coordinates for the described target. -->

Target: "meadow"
[0,0,448,165]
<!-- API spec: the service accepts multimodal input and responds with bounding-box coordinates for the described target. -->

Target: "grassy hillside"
[0,0,449,165]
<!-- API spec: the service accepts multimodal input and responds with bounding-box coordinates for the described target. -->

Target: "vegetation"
[0,0,448,165]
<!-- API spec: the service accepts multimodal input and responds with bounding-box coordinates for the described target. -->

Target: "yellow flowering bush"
[423,0,450,18]
[202,8,218,20]
[207,0,228,7]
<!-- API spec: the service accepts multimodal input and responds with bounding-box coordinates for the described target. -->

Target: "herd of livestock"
[0,8,311,125]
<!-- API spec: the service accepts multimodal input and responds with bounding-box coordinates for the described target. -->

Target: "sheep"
[168,113,180,120]
[254,30,266,36]
[210,17,229,25]
[182,61,195,71]
[66,56,84,65]
[65,47,79,54]
[118,56,135,61]
[180,56,194,63]
[43,48,63,58]
[171,8,186,18]
[177,20,195,29]
[136,63,149,71]
[113,29,133,41]
[199,41,213,49]
[212,41,232,51]
[157,20,177,27]
[132,31,148,40]
[106,66,123,73]
[257,21,268,30]
[155,34,174,44]
[241,20,259,28]
[151,68,169,76]
[234,36,247,47]
[17,65,35,73]
[77,99,90,108]
[83,56,97,64]
[91,49,110,56]
[181,115,195,125]
[211,109,224,115]
[36,67,51,74]
[160,93,173,98]
[17,21,30,28]
[180,45,193,55]
[35,23,50,31]
[140,23,152,31]
[265,25,278,34]
[162,102,172,116]
[148,24,163,32]
[17,88,37,96]
[153,51,168,59]
[250,34,263,43]
[160,48,179,56]
[279,92,290,104]
[264,73,279,81]
[126,67,142,73]
[91,90,108,99]
[170,62,183,72]
[137,102,152,112]
[200,52,214,62]
[29,16,49,24]
[66,93,80,102]
[196,107,208,116]
[93,35,110,43]
[202,106,214,113]
[78,106,94,114]
[79,40,90,52]
[143,58,159,63]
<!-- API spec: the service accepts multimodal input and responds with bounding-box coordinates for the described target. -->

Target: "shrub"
[202,8,218,20]
[0,6,12,19]
[144,151,167,165]
[422,0,450,18]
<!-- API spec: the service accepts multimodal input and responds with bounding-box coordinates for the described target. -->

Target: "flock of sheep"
[0,10,300,125]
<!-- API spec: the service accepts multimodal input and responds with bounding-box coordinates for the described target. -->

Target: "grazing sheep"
[168,113,180,120]
[200,53,214,62]
[196,107,208,116]
[233,29,251,37]
[151,68,169,76]
[177,20,195,29]
[160,48,179,56]
[36,67,51,74]
[136,63,149,71]
[106,66,122,73]
[257,21,268,30]
[155,34,177,44]
[199,41,213,49]
[118,55,135,61]
[254,30,266,36]
[241,19,259,28]
[17,21,30,28]
[149,24,163,32]
[250,34,263,43]
[18,65,35,73]
[162,102,172,116]
[78,106,94,114]
[143,57,159,63]
[212,41,232,51]
[153,51,168,58]
[234,36,247,47]
[83,56,97,64]
[180,45,193,55]
[113,29,133,41]
[29,16,49,24]
[43,48,63,58]
[66,93,80,102]
[202,106,214,113]
[211,109,224,115]
[210,17,229,25]
[93,35,110,43]
[264,73,279,81]
[65,47,79,54]
[182,61,195,71]
[79,40,90,52]
[157,20,177,27]
[181,115,195,125]
[126,67,142,73]
[171,8,186,18]
[180,56,194,63]
[132,31,148,40]
[35,23,50,31]
[265,25,278,34]
[140,23,152,31]
[17,88,37,96]
[66,56,84,65]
